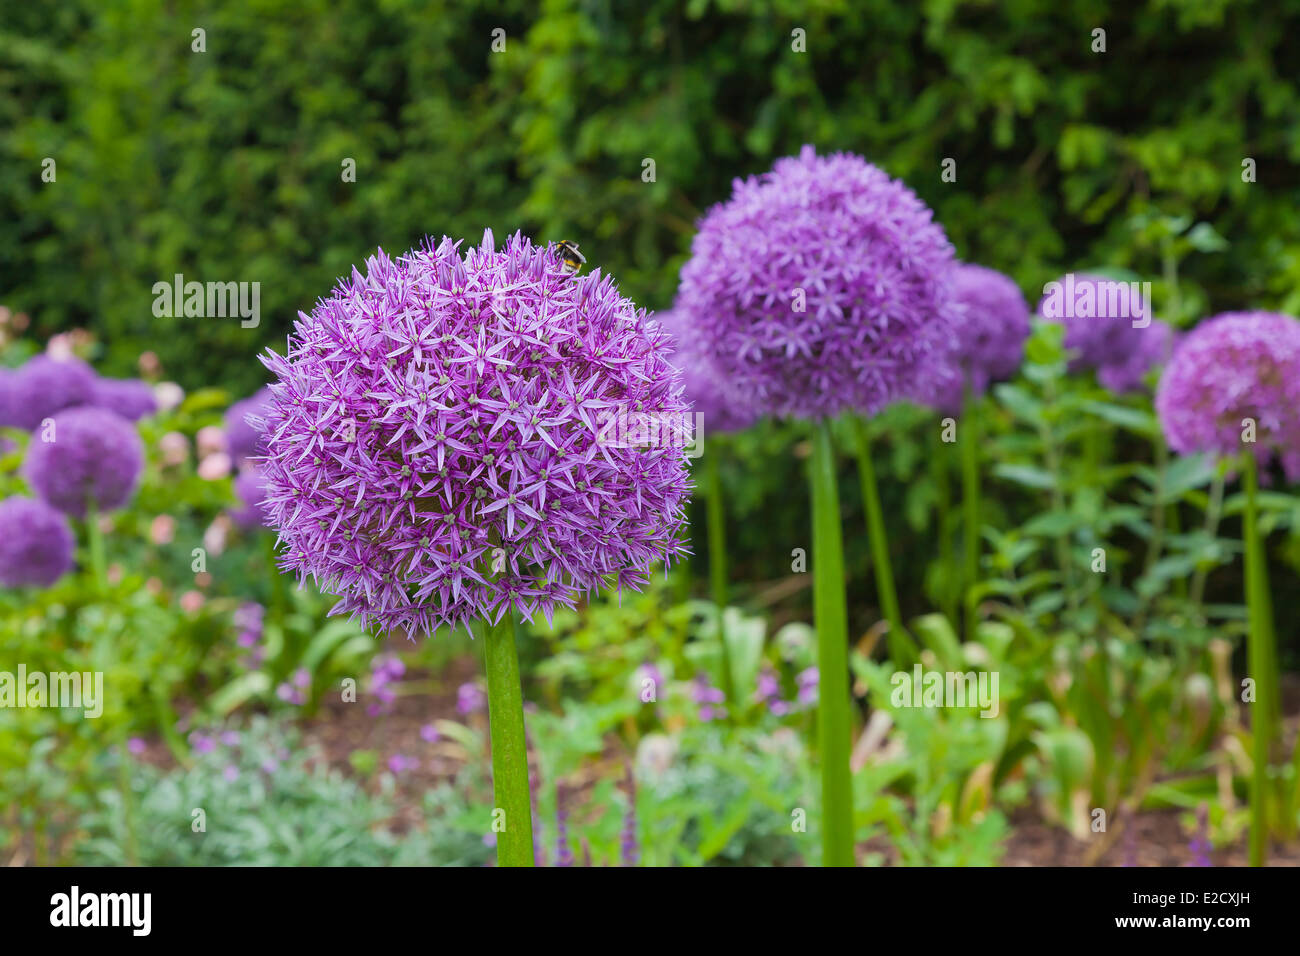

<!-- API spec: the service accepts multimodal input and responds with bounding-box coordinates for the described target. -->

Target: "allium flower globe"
[231,466,270,530]
[92,377,159,421]
[10,354,97,430]
[1038,273,1173,392]
[0,496,75,588]
[930,263,1031,415]
[652,309,756,433]
[24,407,145,516]
[256,231,691,637]
[1155,311,1300,479]
[676,145,959,420]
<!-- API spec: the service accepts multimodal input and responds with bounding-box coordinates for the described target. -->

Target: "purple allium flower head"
[224,387,272,465]
[0,496,75,587]
[652,309,756,433]
[796,666,819,706]
[387,753,417,774]
[23,407,144,517]
[1037,273,1172,392]
[127,737,147,756]
[256,230,691,638]
[457,681,486,716]
[10,354,97,430]
[0,370,22,429]
[420,722,440,743]
[929,263,1031,414]
[230,466,271,530]
[1155,311,1300,479]
[190,732,216,755]
[91,377,158,421]
[676,145,959,421]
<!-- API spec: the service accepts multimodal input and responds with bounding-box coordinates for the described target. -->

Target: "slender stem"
[1242,452,1275,866]
[483,610,534,867]
[960,391,981,640]
[932,430,957,625]
[854,417,910,663]
[810,419,854,867]
[1036,416,1078,612]
[703,447,735,709]
[86,500,107,596]
[117,728,139,865]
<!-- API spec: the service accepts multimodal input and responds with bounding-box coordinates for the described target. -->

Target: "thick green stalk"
[810,420,854,867]
[853,417,910,663]
[484,610,534,867]
[703,448,735,708]
[960,392,981,640]
[1242,452,1276,866]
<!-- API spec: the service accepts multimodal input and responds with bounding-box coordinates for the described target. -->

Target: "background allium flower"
[153,381,184,412]
[1156,311,1300,478]
[230,466,270,530]
[457,681,486,715]
[1038,273,1172,392]
[10,354,96,430]
[652,309,756,433]
[0,370,21,428]
[91,377,158,421]
[675,145,959,420]
[930,263,1031,414]
[0,496,75,587]
[225,387,272,464]
[257,230,691,637]
[23,407,144,516]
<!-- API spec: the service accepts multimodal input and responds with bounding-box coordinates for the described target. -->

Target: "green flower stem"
[1242,452,1277,866]
[483,610,534,867]
[86,500,107,596]
[854,417,910,663]
[117,727,139,865]
[810,419,854,867]
[931,430,957,625]
[960,391,981,639]
[703,447,735,709]
[1188,464,1226,612]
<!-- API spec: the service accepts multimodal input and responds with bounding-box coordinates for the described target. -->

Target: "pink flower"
[149,514,176,545]
[179,590,205,614]
[420,723,440,743]
[154,382,184,412]
[196,425,228,458]
[198,452,232,480]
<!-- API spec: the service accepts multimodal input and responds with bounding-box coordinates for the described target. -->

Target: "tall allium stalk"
[675,146,959,866]
[929,264,1031,637]
[1155,310,1300,865]
[255,231,690,867]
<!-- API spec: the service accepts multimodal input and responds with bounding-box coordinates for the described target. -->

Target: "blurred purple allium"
[930,263,1031,414]
[0,496,75,588]
[692,673,727,722]
[230,466,271,530]
[23,407,144,517]
[1155,311,1300,479]
[676,145,959,421]
[420,722,440,743]
[256,230,691,638]
[190,732,216,755]
[367,654,406,716]
[1187,803,1212,867]
[387,754,418,774]
[621,766,639,867]
[9,354,97,431]
[224,387,272,465]
[127,737,146,756]
[92,378,158,421]
[652,309,756,433]
[1038,273,1172,392]
[0,370,21,428]
[796,666,819,706]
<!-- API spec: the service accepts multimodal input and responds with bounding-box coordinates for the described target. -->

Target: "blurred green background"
[4,0,1299,397]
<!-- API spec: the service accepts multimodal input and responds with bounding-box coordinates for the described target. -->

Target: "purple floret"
[0,496,75,588]
[256,230,692,638]
[92,377,158,421]
[676,145,960,421]
[9,354,97,431]
[23,406,144,516]
[1156,311,1300,479]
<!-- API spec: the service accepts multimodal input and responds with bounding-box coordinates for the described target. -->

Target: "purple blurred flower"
[621,767,639,867]
[9,354,96,431]
[1187,803,1213,867]
[0,496,75,588]
[190,732,216,754]
[676,145,959,421]
[420,722,440,743]
[555,785,574,867]
[92,378,158,421]
[367,654,405,716]
[692,673,727,722]
[224,387,272,465]
[387,753,418,774]
[256,230,691,639]
[1038,273,1173,392]
[222,764,240,783]
[220,731,241,747]
[457,681,486,716]
[127,737,146,756]
[23,407,144,517]
[929,263,1031,414]
[1156,311,1300,479]
[230,466,271,530]
[796,667,819,706]
[653,309,756,433]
